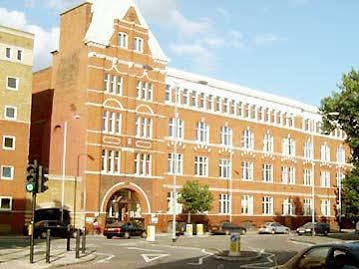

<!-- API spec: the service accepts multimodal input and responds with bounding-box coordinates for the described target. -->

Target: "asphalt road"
[63,233,309,269]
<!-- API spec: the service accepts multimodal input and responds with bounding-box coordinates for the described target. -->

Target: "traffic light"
[26,163,38,193]
[38,166,49,193]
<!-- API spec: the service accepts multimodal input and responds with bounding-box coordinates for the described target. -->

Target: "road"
[64,233,309,269]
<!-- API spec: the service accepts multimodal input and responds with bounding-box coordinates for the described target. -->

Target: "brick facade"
[30,1,349,233]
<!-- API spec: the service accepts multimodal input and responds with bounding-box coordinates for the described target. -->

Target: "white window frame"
[0,197,12,211]
[321,199,331,217]
[4,106,17,121]
[320,171,331,188]
[2,136,15,150]
[168,153,183,175]
[165,85,171,102]
[304,140,314,160]
[5,47,11,59]
[1,166,14,180]
[337,171,344,188]
[168,118,184,140]
[242,161,253,181]
[242,129,254,150]
[6,76,19,91]
[134,37,144,53]
[219,159,231,179]
[282,137,296,157]
[195,156,208,177]
[167,192,182,214]
[282,198,294,216]
[101,149,121,175]
[320,144,331,162]
[220,126,232,147]
[196,122,209,144]
[219,194,231,214]
[241,195,253,215]
[303,198,313,216]
[118,32,129,48]
[135,153,152,176]
[182,89,189,105]
[303,169,313,186]
[136,117,152,139]
[263,132,274,153]
[16,49,23,62]
[262,196,273,215]
[337,145,345,164]
[263,164,273,183]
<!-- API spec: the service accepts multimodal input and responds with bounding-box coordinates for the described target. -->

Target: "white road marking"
[127,247,163,252]
[103,242,137,247]
[141,253,169,263]
[188,249,214,265]
[95,254,115,264]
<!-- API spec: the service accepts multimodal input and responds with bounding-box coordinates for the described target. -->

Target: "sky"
[0,0,358,106]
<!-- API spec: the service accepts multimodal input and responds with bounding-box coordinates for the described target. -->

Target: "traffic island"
[214,250,262,262]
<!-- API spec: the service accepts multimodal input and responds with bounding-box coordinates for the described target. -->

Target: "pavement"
[0,237,96,269]
[289,231,359,245]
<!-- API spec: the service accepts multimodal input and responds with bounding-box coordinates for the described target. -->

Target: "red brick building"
[30,0,349,232]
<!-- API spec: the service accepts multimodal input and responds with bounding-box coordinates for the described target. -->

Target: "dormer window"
[134,37,144,53]
[118,32,128,48]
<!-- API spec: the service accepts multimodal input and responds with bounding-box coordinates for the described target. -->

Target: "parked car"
[103,219,147,239]
[274,242,359,269]
[296,222,330,236]
[258,222,290,234]
[34,220,74,239]
[210,222,246,235]
[356,221,359,235]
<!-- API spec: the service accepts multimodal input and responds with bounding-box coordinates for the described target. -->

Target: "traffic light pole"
[30,192,36,263]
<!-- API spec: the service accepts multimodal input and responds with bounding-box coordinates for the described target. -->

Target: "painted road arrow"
[141,253,169,263]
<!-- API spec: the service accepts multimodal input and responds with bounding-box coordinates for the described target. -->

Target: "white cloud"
[252,33,283,46]
[0,8,59,71]
[46,0,83,10]
[229,30,245,49]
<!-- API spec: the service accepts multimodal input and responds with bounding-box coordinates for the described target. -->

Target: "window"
[104,74,122,95]
[199,93,205,108]
[1,166,14,180]
[219,194,230,214]
[0,197,12,211]
[134,37,144,53]
[183,89,189,105]
[136,81,153,100]
[219,159,231,179]
[17,50,23,61]
[304,140,314,160]
[264,108,270,122]
[262,196,273,215]
[263,164,273,182]
[263,132,274,153]
[4,106,17,120]
[241,195,253,215]
[7,77,18,90]
[168,118,184,139]
[303,198,313,216]
[242,129,254,150]
[320,171,330,188]
[207,95,213,110]
[5,48,11,59]
[250,105,256,119]
[237,102,243,117]
[101,150,121,174]
[282,136,296,157]
[167,192,182,214]
[191,91,197,107]
[118,32,128,48]
[337,171,344,187]
[223,98,228,113]
[320,144,330,162]
[321,199,330,216]
[337,146,345,164]
[3,136,15,150]
[220,126,232,146]
[165,85,171,102]
[215,97,221,112]
[195,156,208,177]
[230,100,235,114]
[303,169,313,186]
[168,153,183,175]
[242,162,253,181]
[136,117,152,139]
[196,122,209,144]
[281,166,295,184]
[282,198,294,215]
[102,111,121,135]
[135,153,151,176]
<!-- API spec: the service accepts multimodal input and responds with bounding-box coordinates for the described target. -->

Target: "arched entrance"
[106,189,142,221]
[101,182,151,222]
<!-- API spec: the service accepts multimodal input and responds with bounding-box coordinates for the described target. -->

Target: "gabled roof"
[84,0,169,63]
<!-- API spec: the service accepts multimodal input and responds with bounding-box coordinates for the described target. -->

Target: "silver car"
[259,222,290,234]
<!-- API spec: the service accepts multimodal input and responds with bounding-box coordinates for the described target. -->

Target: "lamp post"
[311,119,316,236]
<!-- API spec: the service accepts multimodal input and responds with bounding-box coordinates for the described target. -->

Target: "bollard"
[229,233,241,256]
[185,224,193,237]
[81,228,86,254]
[75,229,80,259]
[196,224,204,236]
[46,229,51,263]
[66,226,71,251]
[146,225,156,242]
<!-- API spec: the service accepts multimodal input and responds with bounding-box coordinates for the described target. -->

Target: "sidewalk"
[290,234,343,245]
[0,245,96,268]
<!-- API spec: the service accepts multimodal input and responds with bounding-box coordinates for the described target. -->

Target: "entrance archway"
[101,182,151,220]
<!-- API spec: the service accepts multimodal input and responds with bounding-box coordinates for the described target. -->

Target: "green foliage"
[178,181,214,216]
[320,68,359,216]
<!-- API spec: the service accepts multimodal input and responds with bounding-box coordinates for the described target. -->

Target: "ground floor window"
[219,194,231,214]
[262,196,273,215]
[241,195,253,215]
[303,198,313,216]
[0,197,12,211]
[321,199,331,217]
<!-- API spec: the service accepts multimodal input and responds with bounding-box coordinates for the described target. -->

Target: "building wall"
[0,25,34,234]
[30,2,349,233]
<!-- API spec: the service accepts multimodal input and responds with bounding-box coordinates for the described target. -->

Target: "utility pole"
[311,120,316,236]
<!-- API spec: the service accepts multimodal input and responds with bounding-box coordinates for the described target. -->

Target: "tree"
[178,181,214,223]
[320,68,359,216]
